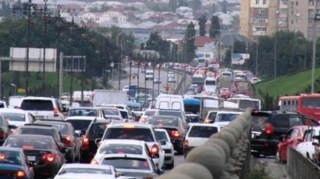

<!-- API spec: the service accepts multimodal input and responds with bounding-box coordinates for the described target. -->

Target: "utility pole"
[42,0,48,95]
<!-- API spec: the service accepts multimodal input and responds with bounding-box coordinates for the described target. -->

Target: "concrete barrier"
[155,108,252,179]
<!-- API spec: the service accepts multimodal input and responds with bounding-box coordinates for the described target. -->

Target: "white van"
[204,77,217,93]
[155,94,184,111]
[145,70,154,80]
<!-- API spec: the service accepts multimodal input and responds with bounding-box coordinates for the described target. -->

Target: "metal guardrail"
[287,147,320,179]
[155,108,252,179]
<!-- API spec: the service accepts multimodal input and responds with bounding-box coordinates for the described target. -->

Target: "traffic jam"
[0,63,319,179]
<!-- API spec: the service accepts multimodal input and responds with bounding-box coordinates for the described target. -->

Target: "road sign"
[129,85,137,98]
[17,88,26,96]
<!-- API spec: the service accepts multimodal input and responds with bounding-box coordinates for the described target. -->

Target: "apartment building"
[240,0,319,40]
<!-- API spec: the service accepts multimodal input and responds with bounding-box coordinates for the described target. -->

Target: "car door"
[283,128,300,159]
[279,129,293,158]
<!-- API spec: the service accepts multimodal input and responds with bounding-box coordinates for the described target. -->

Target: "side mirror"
[157,168,164,175]
[95,138,102,146]
[160,140,167,145]
[8,124,17,129]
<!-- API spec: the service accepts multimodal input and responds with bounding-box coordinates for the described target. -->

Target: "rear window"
[35,123,70,135]
[67,119,92,130]
[1,113,25,122]
[103,109,118,116]
[188,126,218,138]
[20,100,53,111]
[147,117,179,127]
[16,128,54,137]
[155,131,169,141]
[252,116,268,131]
[103,128,154,142]
[88,123,108,138]
[0,150,22,165]
[144,111,156,116]
[101,158,150,170]
[99,144,142,155]
[4,137,53,150]
[216,113,240,122]
[120,111,128,119]
[158,111,182,119]
[271,115,304,128]
[68,109,98,117]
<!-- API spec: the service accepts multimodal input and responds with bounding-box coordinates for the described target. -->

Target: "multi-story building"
[240,0,319,40]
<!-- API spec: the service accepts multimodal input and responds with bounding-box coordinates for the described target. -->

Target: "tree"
[198,15,206,36]
[184,22,196,62]
[209,16,220,38]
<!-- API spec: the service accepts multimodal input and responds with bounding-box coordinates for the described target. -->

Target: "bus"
[278,94,320,120]
[228,97,261,110]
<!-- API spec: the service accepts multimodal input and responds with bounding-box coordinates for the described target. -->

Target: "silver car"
[154,77,162,84]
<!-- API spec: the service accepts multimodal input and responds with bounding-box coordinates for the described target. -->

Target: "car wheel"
[167,160,174,169]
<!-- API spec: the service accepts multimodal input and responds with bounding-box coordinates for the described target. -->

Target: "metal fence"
[287,147,320,179]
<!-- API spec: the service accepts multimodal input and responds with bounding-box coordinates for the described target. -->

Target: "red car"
[277,125,309,163]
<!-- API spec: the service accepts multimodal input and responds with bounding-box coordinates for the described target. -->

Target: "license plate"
[27,156,36,161]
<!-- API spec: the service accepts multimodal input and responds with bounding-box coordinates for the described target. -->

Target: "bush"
[248,162,272,179]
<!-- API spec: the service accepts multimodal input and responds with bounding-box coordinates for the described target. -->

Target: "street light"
[116,31,125,91]
[11,83,16,95]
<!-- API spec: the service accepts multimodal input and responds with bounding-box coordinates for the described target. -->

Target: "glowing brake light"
[0,154,6,160]
[82,136,89,150]
[150,144,159,154]
[265,123,274,135]
[22,146,34,150]
[170,130,181,137]
[42,153,55,162]
[53,108,59,117]
[16,170,25,177]
[123,124,135,128]
[184,140,189,147]
[90,159,98,164]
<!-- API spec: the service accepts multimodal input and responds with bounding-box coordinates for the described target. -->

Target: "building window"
[296,1,298,5]
[263,0,267,4]
[258,8,265,14]
[256,0,260,4]
[309,0,314,6]
[282,0,288,5]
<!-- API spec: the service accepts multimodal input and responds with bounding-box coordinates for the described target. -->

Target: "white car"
[154,128,175,169]
[0,109,36,127]
[65,116,105,135]
[91,139,152,164]
[96,122,165,169]
[296,127,320,162]
[19,96,65,120]
[100,107,123,120]
[98,153,163,178]
[139,109,158,123]
[54,164,120,179]
[214,111,243,124]
[122,86,129,92]
[168,77,176,83]
[184,123,222,157]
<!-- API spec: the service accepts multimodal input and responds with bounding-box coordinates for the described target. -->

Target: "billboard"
[196,52,214,61]
[232,53,250,65]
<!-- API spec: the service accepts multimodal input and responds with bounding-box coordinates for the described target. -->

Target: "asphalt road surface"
[111,67,183,92]
[167,155,184,172]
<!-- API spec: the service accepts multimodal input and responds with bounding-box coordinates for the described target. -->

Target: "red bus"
[278,94,320,120]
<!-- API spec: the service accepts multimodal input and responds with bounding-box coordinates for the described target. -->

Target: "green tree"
[198,15,206,36]
[209,16,220,38]
[184,22,196,62]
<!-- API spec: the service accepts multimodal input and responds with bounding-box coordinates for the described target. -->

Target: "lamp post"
[110,61,114,84]
[54,6,63,97]
[68,14,76,106]
[11,83,16,95]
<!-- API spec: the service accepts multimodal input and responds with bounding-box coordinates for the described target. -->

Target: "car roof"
[188,123,221,127]
[102,153,149,160]
[35,120,69,125]
[69,107,101,110]
[148,115,178,119]
[62,164,112,170]
[216,111,243,114]
[22,97,54,100]
[20,125,56,129]
[154,128,167,132]
[0,109,26,113]
[65,117,104,120]
[108,122,152,128]
[100,139,145,146]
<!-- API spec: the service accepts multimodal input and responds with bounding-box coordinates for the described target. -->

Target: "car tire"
[167,160,174,169]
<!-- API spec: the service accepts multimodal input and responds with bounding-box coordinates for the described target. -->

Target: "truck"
[92,90,127,107]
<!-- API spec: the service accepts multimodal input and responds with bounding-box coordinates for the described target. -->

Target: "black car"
[146,115,187,154]
[3,134,66,178]
[13,124,65,151]
[251,110,319,157]
[34,119,82,163]
[81,118,111,163]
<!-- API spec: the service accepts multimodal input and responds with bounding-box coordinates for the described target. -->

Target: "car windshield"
[103,128,154,142]
[120,111,128,119]
[216,113,240,122]
[68,109,98,117]
[16,128,54,138]
[101,158,150,170]
[188,126,218,138]
[302,98,320,108]
[147,117,179,127]
[144,110,156,116]
[205,80,216,85]
[67,119,92,130]
[88,123,108,138]
[1,113,25,121]
[103,108,119,115]
[155,131,169,142]
[99,144,143,155]
[5,137,53,149]
[20,100,53,111]
[0,150,22,165]
[59,168,112,175]
[158,111,182,119]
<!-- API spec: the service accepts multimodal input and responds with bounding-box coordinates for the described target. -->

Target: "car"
[296,127,320,164]
[98,153,163,178]
[213,111,243,127]
[100,107,122,119]
[54,164,118,179]
[19,97,66,120]
[0,109,36,127]
[65,116,105,135]
[34,119,82,163]
[146,115,187,155]
[131,73,138,79]
[183,123,221,157]
[80,118,112,163]
[154,128,175,169]
[154,77,162,84]
[12,124,65,149]
[3,134,66,179]
[251,111,319,157]
[122,86,129,92]
[185,113,200,123]
[67,107,106,118]
[168,77,176,83]
[276,125,309,163]
[204,110,218,124]
[91,139,153,164]
[96,122,165,169]
[139,109,158,123]
[155,110,187,127]
[0,147,34,179]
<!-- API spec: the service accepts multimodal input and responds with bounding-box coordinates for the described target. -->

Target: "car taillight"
[42,153,55,162]
[184,140,189,147]
[204,118,210,124]
[64,136,72,147]
[170,130,181,137]
[0,131,4,139]
[150,144,159,154]
[90,159,98,164]
[265,123,274,135]
[16,170,25,178]
[82,136,89,149]
[53,108,59,117]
